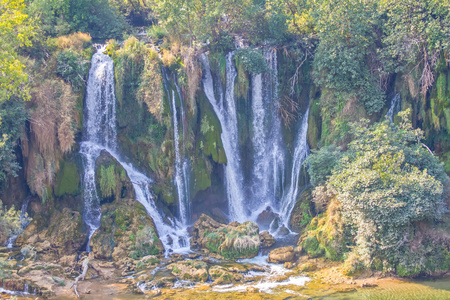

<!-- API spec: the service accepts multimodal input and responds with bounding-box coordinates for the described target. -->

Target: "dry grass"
[30,80,58,155]
[182,47,201,112]
[57,83,77,153]
[55,32,91,51]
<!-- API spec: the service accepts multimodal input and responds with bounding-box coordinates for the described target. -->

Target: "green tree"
[0,0,34,102]
[382,0,450,95]
[315,110,449,275]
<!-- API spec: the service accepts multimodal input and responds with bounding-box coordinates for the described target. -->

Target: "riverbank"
[2,249,449,300]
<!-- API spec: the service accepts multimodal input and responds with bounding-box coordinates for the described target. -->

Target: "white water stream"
[81,47,189,254]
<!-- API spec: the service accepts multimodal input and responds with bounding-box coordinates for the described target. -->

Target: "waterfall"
[249,49,286,218]
[170,85,190,225]
[387,93,401,123]
[201,52,247,222]
[80,45,116,250]
[279,107,310,228]
[81,47,189,254]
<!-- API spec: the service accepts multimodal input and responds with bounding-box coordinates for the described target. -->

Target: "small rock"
[360,282,377,288]
[283,262,296,269]
[259,231,275,248]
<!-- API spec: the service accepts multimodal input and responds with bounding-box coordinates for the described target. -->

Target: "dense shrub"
[306,110,450,275]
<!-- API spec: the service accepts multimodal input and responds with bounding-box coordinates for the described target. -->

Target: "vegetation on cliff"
[303,110,450,276]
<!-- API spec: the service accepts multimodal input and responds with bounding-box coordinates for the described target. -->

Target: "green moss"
[99,165,116,199]
[307,97,322,149]
[302,235,325,258]
[192,159,212,195]
[54,161,80,197]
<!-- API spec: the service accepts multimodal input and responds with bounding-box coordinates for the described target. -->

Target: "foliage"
[0,98,27,184]
[312,0,387,115]
[235,48,269,74]
[56,49,88,92]
[305,145,342,186]
[0,200,22,245]
[28,0,126,39]
[311,110,449,275]
[382,0,450,95]
[0,0,34,102]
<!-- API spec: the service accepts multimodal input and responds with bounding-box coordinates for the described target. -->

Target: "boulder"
[191,214,260,260]
[167,260,209,282]
[209,265,244,284]
[256,207,278,231]
[267,246,295,263]
[90,200,164,261]
[259,231,275,248]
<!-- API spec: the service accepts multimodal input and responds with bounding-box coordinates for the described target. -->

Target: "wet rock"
[191,214,260,260]
[256,207,278,231]
[167,260,209,282]
[277,225,290,236]
[360,282,377,288]
[289,188,314,232]
[209,265,244,284]
[267,246,295,263]
[259,231,275,248]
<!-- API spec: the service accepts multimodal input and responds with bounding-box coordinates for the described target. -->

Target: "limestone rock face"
[90,151,163,261]
[167,260,209,282]
[16,208,88,260]
[191,214,260,260]
[267,246,295,263]
[259,231,275,248]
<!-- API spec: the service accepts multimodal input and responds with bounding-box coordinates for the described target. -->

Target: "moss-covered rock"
[209,265,244,284]
[54,161,80,197]
[167,260,209,282]
[89,198,163,261]
[289,188,314,232]
[191,214,260,260]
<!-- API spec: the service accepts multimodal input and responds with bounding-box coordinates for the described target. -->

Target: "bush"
[56,49,88,92]
[235,48,269,74]
[316,110,449,275]
[0,200,22,245]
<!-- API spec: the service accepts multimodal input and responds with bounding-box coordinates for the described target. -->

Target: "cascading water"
[81,46,189,254]
[387,93,401,123]
[165,72,191,226]
[80,45,116,250]
[279,107,310,228]
[201,49,309,228]
[249,49,286,219]
[201,52,247,222]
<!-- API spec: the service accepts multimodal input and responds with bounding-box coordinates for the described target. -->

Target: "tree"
[307,110,449,276]
[382,0,450,95]
[0,0,34,102]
